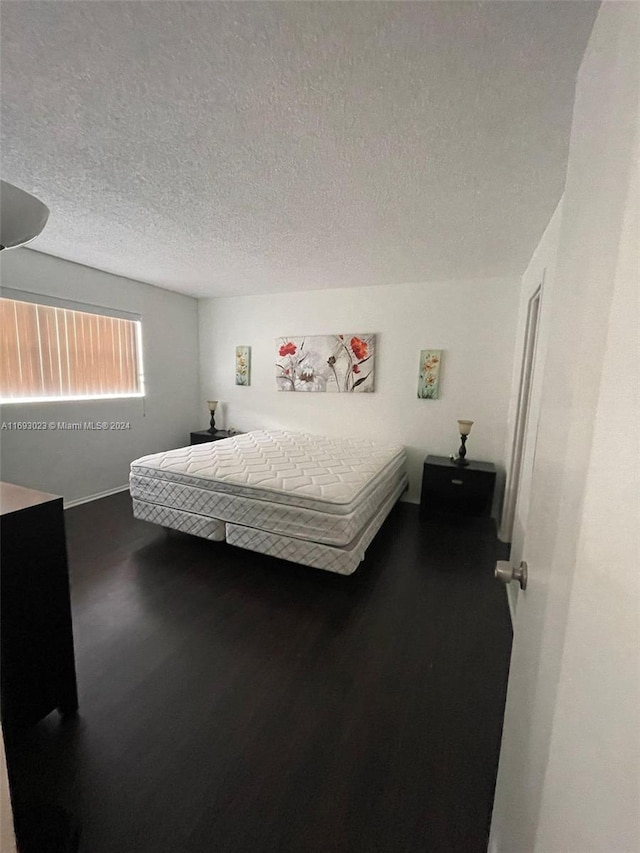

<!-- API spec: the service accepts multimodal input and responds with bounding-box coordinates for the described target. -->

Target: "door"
[489,5,639,852]
[500,283,542,618]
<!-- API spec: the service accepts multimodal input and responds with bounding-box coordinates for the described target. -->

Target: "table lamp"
[207,400,218,434]
[454,420,474,466]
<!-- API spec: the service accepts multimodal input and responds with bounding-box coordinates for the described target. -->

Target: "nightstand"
[421,455,496,517]
[190,430,236,445]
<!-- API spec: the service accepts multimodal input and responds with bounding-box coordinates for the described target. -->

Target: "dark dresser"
[0,482,78,728]
[420,455,496,517]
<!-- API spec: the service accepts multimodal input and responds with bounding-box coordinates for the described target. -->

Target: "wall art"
[417,349,442,399]
[276,334,375,392]
[235,346,251,386]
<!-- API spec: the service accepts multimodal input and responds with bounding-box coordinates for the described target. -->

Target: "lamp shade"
[457,419,474,436]
[0,181,50,250]
[207,400,218,412]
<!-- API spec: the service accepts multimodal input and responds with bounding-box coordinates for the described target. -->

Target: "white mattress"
[130,430,406,547]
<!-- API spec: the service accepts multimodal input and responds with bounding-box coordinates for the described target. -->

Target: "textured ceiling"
[1,1,598,297]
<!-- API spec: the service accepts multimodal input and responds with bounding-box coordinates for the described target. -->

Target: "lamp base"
[454,434,469,466]
[453,457,469,467]
[208,412,216,433]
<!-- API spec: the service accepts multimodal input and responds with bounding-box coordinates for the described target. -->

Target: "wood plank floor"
[4,493,512,853]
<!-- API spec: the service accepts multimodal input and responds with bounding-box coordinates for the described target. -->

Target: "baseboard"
[64,484,129,509]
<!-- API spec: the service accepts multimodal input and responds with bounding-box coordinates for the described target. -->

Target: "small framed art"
[235,346,251,386]
[418,350,442,399]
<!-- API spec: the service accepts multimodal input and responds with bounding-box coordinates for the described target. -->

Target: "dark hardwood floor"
[4,493,512,853]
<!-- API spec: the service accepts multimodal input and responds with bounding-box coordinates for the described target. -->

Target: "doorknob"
[495,560,528,590]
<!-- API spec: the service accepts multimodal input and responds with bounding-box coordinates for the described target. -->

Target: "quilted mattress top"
[130,430,406,511]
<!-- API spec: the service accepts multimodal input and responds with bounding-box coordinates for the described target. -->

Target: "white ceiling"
[1,1,598,298]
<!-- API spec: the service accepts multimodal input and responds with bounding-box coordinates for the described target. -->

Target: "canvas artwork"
[276,334,375,392]
[235,346,250,386]
[418,350,442,399]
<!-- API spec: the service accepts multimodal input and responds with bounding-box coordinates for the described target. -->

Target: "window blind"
[0,297,144,402]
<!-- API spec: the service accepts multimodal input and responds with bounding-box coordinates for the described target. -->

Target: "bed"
[129,430,408,575]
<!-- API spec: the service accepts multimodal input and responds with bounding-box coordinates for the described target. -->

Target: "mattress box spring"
[130,463,405,547]
[226,474,408,575]
[131,500,226,541]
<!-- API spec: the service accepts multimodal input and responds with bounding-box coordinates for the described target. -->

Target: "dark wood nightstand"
[421,455,496,517]
[190,430,237,445]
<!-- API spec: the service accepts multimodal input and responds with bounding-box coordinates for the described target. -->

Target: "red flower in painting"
[350,337,368,361]
[279,342,297,357]
[352,364,360,374]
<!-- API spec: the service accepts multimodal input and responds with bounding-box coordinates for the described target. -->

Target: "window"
[0,296,144,403]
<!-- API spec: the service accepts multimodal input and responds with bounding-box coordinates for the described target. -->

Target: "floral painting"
[418,350,442,399]
[235,346,250,386]
[276,334,375,392]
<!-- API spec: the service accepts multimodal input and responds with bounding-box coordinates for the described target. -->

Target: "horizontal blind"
[0,298,143,401]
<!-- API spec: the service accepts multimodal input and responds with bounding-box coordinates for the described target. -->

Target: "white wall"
[199,278,519,505]
[0,249,200,503]
[490,3,639,851]
[535,120,638,853]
